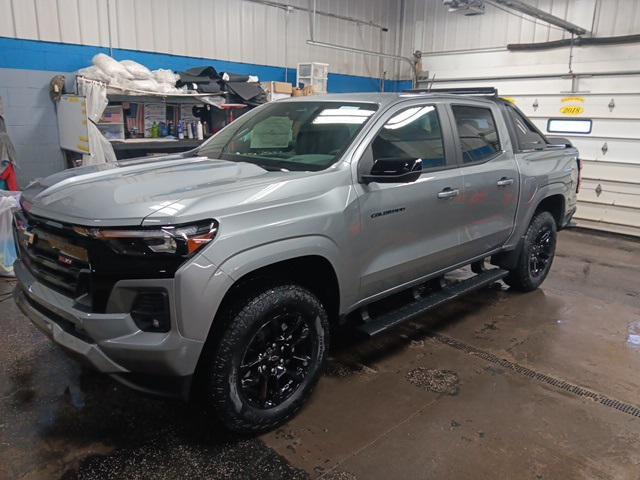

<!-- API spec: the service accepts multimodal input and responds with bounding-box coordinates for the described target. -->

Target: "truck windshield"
[196,101,378,171]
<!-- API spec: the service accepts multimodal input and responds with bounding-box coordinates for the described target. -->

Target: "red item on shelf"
[0,163,19,191]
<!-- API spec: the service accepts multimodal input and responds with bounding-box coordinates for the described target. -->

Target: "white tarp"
[77,78,117,166]
[0,191,19,276]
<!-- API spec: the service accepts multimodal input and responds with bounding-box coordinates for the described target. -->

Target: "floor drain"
[430,332,640,419]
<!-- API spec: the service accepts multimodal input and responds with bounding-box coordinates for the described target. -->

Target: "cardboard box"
[292,85,314,97]
[263,81,293,94]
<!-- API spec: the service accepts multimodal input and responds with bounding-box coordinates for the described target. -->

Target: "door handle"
[437,188,460,199]
[497,177,514,187]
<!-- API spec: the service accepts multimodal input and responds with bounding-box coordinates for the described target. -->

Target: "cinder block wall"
[0,68,65,187]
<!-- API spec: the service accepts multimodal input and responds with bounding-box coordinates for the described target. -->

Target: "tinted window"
[452,105,501,163]
[372,105,445,169]
[197,102,377,171]
[507,106,546,148]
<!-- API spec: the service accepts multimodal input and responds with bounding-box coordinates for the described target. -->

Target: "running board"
[357,268,509,337]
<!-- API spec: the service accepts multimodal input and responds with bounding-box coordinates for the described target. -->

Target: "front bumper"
[13,260,205,398]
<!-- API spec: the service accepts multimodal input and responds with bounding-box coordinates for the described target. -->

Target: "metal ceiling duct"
[487,0,589,36]
[442,0,486,16]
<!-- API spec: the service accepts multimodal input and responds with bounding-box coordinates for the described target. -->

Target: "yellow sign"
[501,97,516,104]
[561,97,585,103]
[560,105,584,116]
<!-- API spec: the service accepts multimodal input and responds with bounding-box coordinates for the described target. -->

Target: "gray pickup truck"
[13,89,579,432]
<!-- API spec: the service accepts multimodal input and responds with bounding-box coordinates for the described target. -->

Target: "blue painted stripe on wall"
[384,79,413,92]
[0,37,410,93]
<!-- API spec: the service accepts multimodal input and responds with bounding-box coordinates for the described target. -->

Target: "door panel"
[449,103,519,258]
[354,102,464,300]
[357,170,464,299]
[459,153,519,256]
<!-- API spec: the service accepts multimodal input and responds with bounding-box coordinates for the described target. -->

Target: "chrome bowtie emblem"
[24,231,36,245]
[58,255,73,266]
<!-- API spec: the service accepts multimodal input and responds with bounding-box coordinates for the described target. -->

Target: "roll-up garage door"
[511,92,640,237]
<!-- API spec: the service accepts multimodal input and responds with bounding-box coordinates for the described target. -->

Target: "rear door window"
[451,105,501,163]
[507,106,546,148]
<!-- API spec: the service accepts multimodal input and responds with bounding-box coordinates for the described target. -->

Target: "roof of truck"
[282,92,501,107]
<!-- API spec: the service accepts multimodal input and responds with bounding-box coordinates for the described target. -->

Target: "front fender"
[213,235,343,284]
[176,236,347,343]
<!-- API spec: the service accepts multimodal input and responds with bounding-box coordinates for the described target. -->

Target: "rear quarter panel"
[507,145,579,246]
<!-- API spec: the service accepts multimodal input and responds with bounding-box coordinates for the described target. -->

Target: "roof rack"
[404,87,498,96]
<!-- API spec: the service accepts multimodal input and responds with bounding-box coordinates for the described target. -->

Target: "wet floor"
[1,228,640,479]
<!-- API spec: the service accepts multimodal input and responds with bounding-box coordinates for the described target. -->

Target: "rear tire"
[205,284,329,434]
[505,211,557,292]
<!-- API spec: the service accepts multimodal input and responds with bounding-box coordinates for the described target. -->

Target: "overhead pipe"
[243,0,388,31]
[306,40,418,70]
[422,46,508,57]
[487,0,588,36]
[305,0,418,87]
[423,69,640,84]
[508,34,640,51]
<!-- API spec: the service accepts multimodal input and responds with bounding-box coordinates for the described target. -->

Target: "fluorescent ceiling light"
[313,116,368,124]
[318,108,374,117]
[385,106,435,130]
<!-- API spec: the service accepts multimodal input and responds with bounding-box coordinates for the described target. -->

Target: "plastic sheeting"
[0,106,18,190]
[77,78,117,166]
[0,191,19,276]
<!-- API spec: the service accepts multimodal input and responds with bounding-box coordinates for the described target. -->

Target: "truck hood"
[20,156,292,227]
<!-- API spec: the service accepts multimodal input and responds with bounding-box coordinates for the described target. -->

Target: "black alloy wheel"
[206,284,329,433]
[239,309,315,409]
[529,227,554,277]
[504,210,557,292]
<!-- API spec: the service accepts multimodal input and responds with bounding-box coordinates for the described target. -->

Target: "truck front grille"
[13,210,183,313]
[13,210,91,301]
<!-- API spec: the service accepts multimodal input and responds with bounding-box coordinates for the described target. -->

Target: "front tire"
[505,211,557,292]
[206,284,329,433]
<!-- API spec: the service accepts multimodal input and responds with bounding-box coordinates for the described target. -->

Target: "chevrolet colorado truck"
[12,89,579,432]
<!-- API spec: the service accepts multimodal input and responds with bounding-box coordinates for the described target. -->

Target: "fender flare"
[177,236,344,346]
[216,235,344,286]
[494,182,566,270]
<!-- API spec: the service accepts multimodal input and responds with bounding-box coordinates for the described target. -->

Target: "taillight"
[576,158,582,193]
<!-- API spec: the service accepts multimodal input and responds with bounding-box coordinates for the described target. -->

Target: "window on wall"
[547,118,592,134]
[451,105,501,163]
[371,105,446,169]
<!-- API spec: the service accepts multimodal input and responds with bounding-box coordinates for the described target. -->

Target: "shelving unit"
[296,62,329,94]
[58,77,251,163]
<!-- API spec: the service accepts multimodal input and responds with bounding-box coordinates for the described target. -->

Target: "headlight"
[74,219,218,257]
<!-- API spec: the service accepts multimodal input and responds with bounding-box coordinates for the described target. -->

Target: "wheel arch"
[197,237,343,350]
[216,254,341,327]
[190,251,340,398]
[534,194,565,229]
[493,190,565,270]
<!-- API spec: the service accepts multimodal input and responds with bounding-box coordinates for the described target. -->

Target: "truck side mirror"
[360,158,422,184]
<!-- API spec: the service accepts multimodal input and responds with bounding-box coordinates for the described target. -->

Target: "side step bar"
[357,269,509,337]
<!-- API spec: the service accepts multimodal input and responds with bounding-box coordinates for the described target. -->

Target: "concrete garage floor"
[1,229,640,479]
